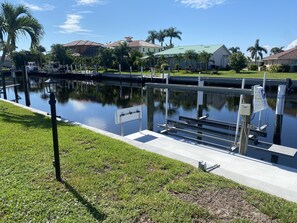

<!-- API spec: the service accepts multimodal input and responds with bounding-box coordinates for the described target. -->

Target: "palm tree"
[166,27,182,47]
[145,51,156,68]
[146,30,158,44]
[198,51,212,70]
[270,47,284,55]
[157,29,167,48]
[229,46,240,54]
[31,45,46,66]
[113,42,131,69]
[184,50,198,70]
[247,39,267,64]
[0,2,43,98]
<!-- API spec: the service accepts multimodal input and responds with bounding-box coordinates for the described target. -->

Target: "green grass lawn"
[100,68,297,80]
[1,101,297,222]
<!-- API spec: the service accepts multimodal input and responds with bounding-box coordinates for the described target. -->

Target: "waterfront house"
[263,47,297,72]
[106,36,162,55]
[154,44,230,69]
[63,40,106,57]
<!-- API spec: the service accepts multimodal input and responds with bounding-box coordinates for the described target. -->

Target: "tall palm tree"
[247,39,267,64]
[157,29,167,48]
[0,2,44,98]
[229,46,240,54]
[166,27,182,47]
[270,47,284,55]
[146,30,158,44]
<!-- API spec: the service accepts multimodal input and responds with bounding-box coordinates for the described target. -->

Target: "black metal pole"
[22,66,31,107]
[12,70,18,103]
[1,71,7,99]
[49,92,61,181]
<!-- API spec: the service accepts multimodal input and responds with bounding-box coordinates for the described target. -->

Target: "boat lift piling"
[273,85,286,145]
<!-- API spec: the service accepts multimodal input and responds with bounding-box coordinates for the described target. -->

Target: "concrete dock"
[125,130,297,203]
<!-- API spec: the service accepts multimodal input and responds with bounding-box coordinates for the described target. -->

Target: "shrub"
[228,52,247,73]
[249,64,258,71]
[268,64,290,73]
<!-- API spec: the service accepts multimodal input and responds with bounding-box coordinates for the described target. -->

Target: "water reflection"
[5,77,297,149]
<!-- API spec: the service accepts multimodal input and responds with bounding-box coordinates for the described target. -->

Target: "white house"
[154,44,230,69]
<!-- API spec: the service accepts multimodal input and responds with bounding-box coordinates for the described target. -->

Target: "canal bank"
[6,69,296,90]
[2,98,297,203]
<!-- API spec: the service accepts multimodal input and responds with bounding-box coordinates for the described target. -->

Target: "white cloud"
[263,45,270,54]
[177,0,226,9]
[70,100,87,111]
[76,0,107,6]
[286,39,297,50]
[21,1,55,11]
[85,117,107,129]
[59,14,90,34]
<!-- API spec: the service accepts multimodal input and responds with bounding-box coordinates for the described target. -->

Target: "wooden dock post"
[147,87,154,131]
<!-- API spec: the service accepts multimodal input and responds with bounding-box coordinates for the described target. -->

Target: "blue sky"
[8,0,297,56]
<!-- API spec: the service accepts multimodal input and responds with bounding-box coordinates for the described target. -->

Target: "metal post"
[234,79,245,145]
[147,87,154,131]
[22,65,31,107]
[273,85,286,145]
[49,92,61,181]
[165,74,169,128]
[258,72,266,128]
[239,98,252,155]
[197,76,203,141]
[12,68,18,103]
[1,69,7,99]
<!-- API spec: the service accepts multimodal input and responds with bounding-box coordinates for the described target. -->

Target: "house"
[106,36,162,55]
[263,47,297,72]
[2,56,12,68]
[154,44,230,69]
[63,40,106,57]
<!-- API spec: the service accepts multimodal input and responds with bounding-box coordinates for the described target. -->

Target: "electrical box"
[240,103,251,116]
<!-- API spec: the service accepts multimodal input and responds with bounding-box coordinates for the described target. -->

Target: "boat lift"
[146,81,269,155]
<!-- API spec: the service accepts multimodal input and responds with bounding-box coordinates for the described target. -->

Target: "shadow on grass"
[0,106,73,129]
[62,181,107,221]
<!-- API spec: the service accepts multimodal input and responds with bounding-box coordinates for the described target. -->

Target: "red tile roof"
[106,39,161,48]
[263,47,297,60]
[63,40,105,47]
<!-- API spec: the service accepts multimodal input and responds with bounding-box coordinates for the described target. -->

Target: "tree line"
[0,2,289,75]
[228,39,286,73]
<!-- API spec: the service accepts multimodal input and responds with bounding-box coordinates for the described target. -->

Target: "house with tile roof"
[106,36,162,55]
[63,40,106,57]
[263,47,297,72]
[154,44,230,69]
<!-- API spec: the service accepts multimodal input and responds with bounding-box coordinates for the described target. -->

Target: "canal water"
[5,77,297,149]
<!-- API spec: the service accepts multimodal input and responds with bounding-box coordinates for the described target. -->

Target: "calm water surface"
[5,78,297,149]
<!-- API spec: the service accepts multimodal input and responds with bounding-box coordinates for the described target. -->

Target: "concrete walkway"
[125,130,297,203]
